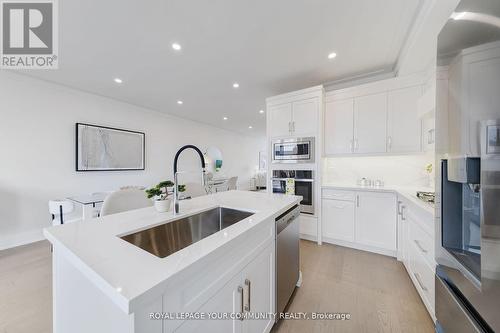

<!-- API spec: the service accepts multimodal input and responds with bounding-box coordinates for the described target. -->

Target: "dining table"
[67,192,109,219]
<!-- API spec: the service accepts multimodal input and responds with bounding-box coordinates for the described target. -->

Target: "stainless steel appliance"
[276,204,300,317]
[272,170,314,214]
[272,137,315,163]
[436,2,500,332]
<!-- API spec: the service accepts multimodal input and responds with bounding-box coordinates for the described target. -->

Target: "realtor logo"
[1,0,58,69]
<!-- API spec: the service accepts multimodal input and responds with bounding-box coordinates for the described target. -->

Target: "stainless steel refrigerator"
[435,1,500,332]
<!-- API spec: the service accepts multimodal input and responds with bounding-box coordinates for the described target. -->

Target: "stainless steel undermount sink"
[120,207,254,258]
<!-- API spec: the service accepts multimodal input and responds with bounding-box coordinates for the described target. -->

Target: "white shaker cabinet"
[291,98,319,136]
[322,198,355,242]
[324,98,354,154]
[176,273,242,333]
[387,86,423,153]
[321,189,397,256]
[267,97,319,138]
[353,92,388,154]
[268,103,293,137]
[176,243,274,333]
[355,191,397,251]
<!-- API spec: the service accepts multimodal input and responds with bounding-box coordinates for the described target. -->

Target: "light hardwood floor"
[273,240,435,333]
[0,241,52,333]
[0,240,433,333]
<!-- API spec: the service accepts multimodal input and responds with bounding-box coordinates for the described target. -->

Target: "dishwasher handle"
[276,205,300,234]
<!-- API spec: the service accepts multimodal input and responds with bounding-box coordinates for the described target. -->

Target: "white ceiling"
[22,0,423,136]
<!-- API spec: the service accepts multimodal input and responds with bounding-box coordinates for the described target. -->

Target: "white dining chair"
[48,200,81,225]
[226,177,238,191]
[100,188,153,216]
[183,182,207,198]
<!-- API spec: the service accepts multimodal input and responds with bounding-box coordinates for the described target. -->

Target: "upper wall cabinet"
[292,98,319,136]
[267,86,323,139]
[324,74,425,156]
[387,86,423,153]
[268,103,292,137]
[354,92,388,154]
[324,99,354,155]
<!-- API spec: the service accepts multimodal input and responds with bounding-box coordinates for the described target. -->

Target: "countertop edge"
[321,184,435,216]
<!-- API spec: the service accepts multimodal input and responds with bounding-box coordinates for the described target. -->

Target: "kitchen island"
[44,190,301,333]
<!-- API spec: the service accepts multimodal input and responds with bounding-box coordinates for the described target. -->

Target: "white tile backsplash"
[323,153,435,188]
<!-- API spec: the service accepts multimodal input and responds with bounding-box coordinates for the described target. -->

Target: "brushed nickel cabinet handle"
[401,206,406,221]
[244,279,251,312]
[397,201,402,215]
[238,286,244,320]
[414,273,428,291]
[356,195,360,207]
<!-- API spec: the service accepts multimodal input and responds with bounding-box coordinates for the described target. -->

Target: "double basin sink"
[120,207,254,258]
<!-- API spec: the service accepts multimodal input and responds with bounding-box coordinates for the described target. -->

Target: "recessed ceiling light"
[172,43,181,51]
[223,116,228,120]
[248,126,253,129]
[233,82,239,88]
[177,100,183,105]
[328,52,337,60]
[114,78,123,84]
[259,109,265,114]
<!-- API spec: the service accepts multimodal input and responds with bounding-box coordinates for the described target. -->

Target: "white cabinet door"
[176,273,243,333]
[268,103,292,138]
[355,191,396,251]
[387,86,422,153]
[242,243,274,333]
[353,93,388,154]
[291,98,318,136]
[322,198,355,242]
[324,99,354,155]
[299,214,317,239]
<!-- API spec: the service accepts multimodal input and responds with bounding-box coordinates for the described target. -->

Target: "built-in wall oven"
[272,170,314,214]
[272,137,314,163]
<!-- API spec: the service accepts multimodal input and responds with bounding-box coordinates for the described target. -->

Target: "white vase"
[154,199,171,213]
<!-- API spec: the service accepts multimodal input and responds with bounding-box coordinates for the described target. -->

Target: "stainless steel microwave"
[272,137,314,163]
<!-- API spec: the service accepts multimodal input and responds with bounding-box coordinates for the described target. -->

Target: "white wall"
[323,153,435,188]
[0,72,265,249]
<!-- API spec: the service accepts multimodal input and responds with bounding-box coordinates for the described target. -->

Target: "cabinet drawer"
[322,189,356,201]
[408,217,435,267]
[409,239,435,315]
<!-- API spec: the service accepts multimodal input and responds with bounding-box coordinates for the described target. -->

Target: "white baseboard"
[321,237,397,258]
[299,233,317,242]
[0,229,45,250]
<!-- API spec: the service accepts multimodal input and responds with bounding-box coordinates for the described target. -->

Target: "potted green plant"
[145,180,174,212]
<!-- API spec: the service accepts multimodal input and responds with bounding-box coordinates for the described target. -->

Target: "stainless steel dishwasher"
[276,204,300,317]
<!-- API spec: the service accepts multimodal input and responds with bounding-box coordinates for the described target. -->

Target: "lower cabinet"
[399,197,436,321]
[176,243,275,333]
[322,198,355,242]
[299,214,318,240]
[355,191,397,251]
[321,189,397,255]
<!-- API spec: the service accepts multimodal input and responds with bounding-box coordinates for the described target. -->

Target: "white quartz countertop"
[321,183,435,215]
[43,191,300,314]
